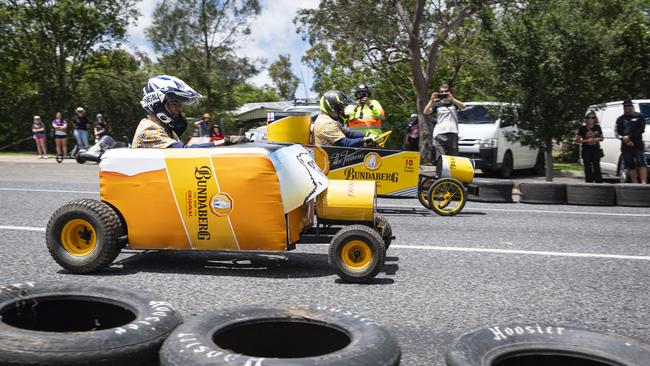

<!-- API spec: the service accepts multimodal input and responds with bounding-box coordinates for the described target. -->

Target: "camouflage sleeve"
[133,121,178,148]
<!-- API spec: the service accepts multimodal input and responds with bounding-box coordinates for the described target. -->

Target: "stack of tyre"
[0,281,401,365]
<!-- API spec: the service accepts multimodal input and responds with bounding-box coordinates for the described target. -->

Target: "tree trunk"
[416,94,433,164]
[544,138,554,182]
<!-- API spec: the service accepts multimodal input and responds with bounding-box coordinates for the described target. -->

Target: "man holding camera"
[344,83,384,136]
[423,83,465,159]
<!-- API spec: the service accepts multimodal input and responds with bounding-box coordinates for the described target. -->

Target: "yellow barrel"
[267,113,311,145]
[437,155,474,184]
[317,180,375,222]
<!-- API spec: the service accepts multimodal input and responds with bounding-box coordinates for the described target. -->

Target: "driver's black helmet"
[354,83,371,99]
[320,90,353,123]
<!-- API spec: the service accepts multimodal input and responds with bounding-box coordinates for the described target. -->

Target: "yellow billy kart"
[45,144,393,283]
[266,112,478,216]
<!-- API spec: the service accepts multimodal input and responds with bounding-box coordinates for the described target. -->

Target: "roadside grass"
[0,151,38,156]
[552,162,583,172]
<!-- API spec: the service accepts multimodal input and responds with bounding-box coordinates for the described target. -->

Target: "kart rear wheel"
[55,154,63,163]
[46,199,123,273]
[428,178,466,216]
[328,225,385,283]
[418,177,434,209]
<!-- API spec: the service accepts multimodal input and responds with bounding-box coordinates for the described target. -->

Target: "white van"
[587,100,650,179]
[457,102,543,178]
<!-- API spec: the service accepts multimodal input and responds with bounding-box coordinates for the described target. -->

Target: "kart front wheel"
[328,225,385,283]
[428,178,466,216]
[418,177,434,209]
[46,199,123,273]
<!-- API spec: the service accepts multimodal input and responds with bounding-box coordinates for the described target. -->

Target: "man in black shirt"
[615,99,647,183]
[72,107,90,149]
[94,113,107,140]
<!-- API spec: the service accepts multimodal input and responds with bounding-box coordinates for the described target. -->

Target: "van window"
[499,107,517,128]
[640,103,650,124]
[457,105,497,124]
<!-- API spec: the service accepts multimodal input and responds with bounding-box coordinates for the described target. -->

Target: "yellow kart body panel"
[99,145,329,251]
[437,155,475,184]
[317,180,375,222]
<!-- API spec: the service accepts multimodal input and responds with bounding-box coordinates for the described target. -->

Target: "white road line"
[0,225,45,232]
[2,225,647,261]
[379,204,650,217]
[0,188,98,194]
[390,245,650,261]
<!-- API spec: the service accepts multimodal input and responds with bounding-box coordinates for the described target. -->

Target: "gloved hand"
[365,132,378,140]
[363,136,375,147]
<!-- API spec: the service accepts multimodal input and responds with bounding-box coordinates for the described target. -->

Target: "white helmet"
[140,75,202,124]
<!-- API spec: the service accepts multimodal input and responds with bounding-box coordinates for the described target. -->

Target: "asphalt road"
[1,158,649,365]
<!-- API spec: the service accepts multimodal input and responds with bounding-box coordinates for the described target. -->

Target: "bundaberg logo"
[210,193,233,217]
[364,152,381,171]
[195,166,211,240]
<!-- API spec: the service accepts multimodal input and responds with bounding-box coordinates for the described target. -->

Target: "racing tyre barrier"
[328,225,385,283]
[446,323,650,366]
[566,183,616,206]
[0,281,182,365]
[428,178,467,216]
[160,304,401,366]
[468,179,514,203]
[46,199,124,273]
[518,182,566,204]
[614,184,650,207]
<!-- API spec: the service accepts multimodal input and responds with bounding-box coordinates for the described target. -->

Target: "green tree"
[268,54,299,100]
[146,0,261,112]
[483,1,610,181]
[296,0,507,163]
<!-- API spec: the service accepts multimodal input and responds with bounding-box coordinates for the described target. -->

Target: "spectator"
[51,112,68,158]
[194,113,211,137]
[31,115,48,158]
[210,125,224,141]
[133,75,247,148]
[404,113,419,151]
[423,83,465,159]
[575,111,603,183]
[344,83,385,136]
[94,113,108,141]
[615,99,647,183]
[72,107,90,149]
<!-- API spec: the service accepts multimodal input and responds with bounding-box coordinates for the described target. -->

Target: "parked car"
[587,99,650,180]
[457,102,543,178]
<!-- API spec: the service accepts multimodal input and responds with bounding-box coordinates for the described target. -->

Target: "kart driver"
[313,90,376,147]
[133,75,227,148]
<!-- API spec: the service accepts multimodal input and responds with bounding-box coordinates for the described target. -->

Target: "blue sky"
[125,0,319,98]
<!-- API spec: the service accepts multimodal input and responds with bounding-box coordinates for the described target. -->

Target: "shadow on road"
[57,249,399,283]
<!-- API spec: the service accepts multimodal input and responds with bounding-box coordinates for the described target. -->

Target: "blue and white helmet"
[140,75,202,124]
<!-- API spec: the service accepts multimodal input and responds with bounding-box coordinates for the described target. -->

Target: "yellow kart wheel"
[427,178,467,216]
[328,225,385,283]
[418,177,434,209]
[46,199,123,273]
[60,219,97,256]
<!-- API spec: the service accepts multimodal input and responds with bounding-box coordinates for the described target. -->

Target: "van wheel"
[499,151,513,178]
[531,151,545,176]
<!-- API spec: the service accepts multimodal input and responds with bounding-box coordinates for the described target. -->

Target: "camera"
[437,92,449,100]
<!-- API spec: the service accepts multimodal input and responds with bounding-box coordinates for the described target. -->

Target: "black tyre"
[531,151,545,176]
[160,304,400,366]
[55,154,63,163]
[519,182,566,204]
[375,215,392,250]
[468,179,514,203]
[614,184,650,207]
[328,224,385,283]
[499,151,513,178]
[418,177,434,209]
[566,183,616,206]
[0,281,182,365]
[446,323,650,366]
[76,155,86,164]
[46,199,124,273]
[428,178,466,216]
